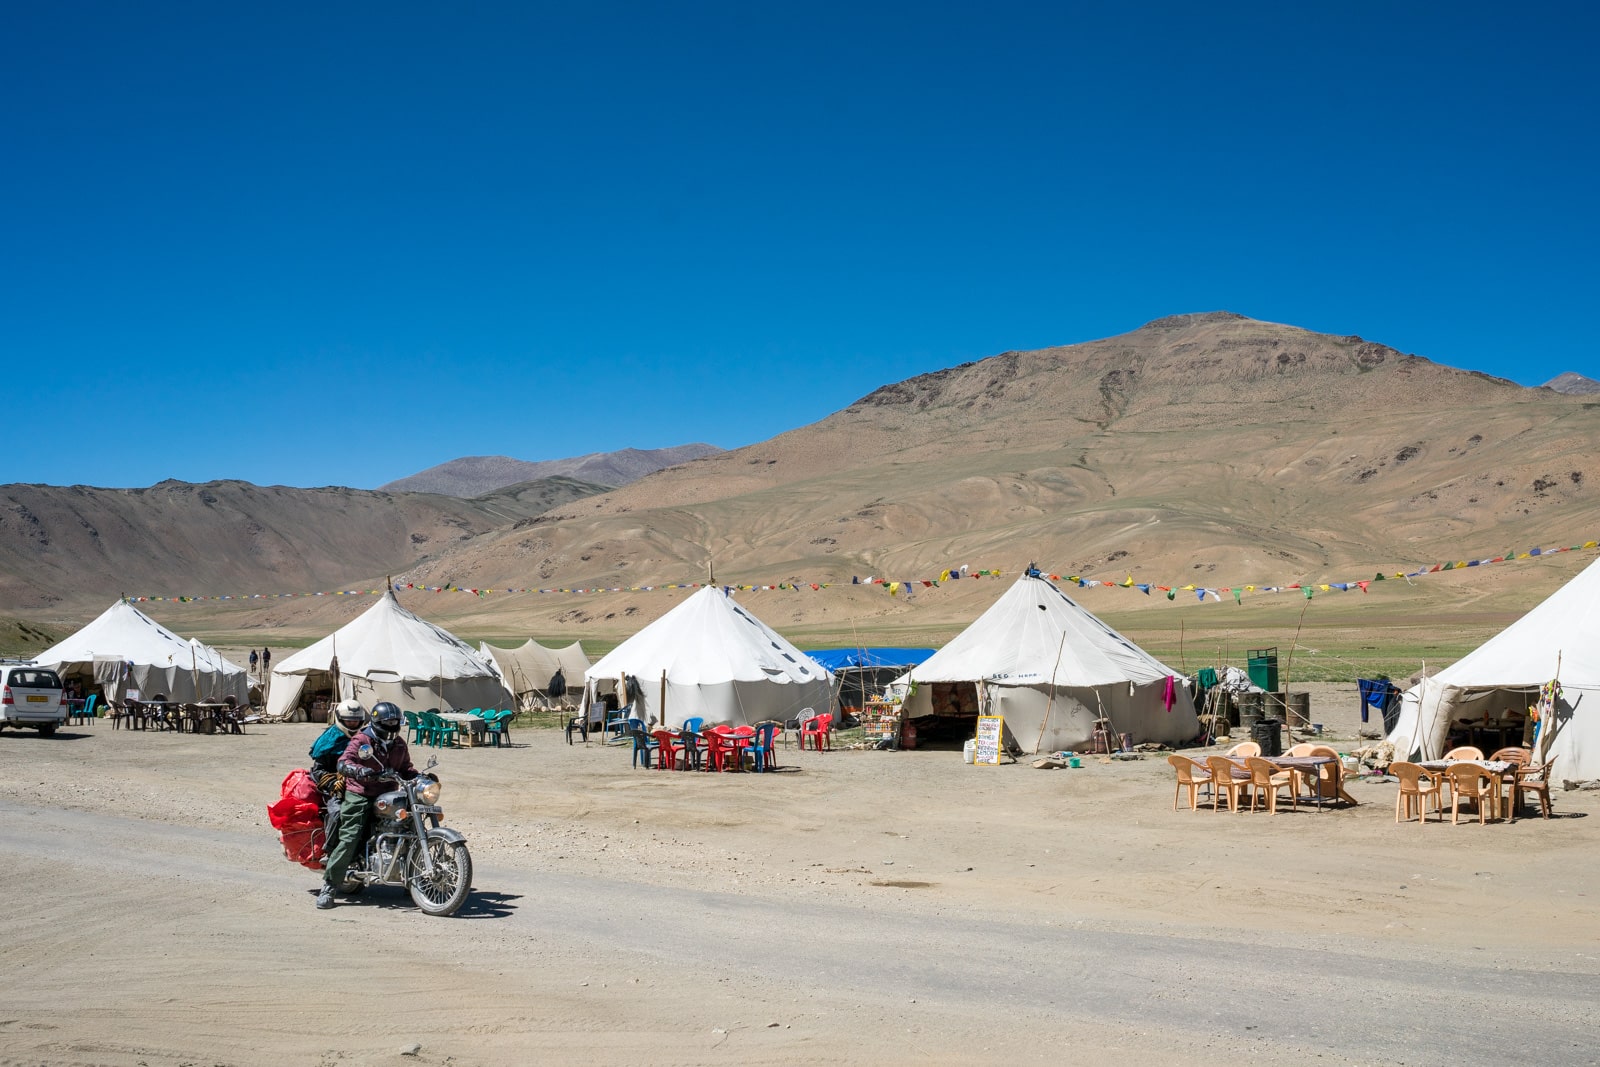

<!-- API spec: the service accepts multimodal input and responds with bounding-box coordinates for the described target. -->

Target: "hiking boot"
[315,886,337,910]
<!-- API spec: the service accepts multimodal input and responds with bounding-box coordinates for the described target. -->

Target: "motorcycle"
[334,752,473,916]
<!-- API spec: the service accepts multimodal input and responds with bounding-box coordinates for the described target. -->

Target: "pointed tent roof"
[586,587,824,687]
[909,574,1179,687]
[1410,554,1600,693]
[272,590,495,682]
[1390,554,1600,775]
[187,637,247,677]
[38,600,203,670]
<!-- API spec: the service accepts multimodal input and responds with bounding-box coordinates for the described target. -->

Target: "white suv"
[0,664,67,736]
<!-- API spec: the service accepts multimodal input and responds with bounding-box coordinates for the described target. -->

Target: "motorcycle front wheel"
[406,832,472,916]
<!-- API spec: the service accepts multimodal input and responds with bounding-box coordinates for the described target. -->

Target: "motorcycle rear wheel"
[407,834,472,916]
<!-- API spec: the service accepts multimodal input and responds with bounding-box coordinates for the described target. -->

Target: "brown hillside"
[4,313,1596,650]
[0,479,583,618]
[410,313,1597,608]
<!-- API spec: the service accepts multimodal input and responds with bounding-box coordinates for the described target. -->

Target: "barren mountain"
[0,479,579,616]
[404,313,1598,620]
[379,444,722,497]
[3,314,1596,646]
[1543,372,1600,395]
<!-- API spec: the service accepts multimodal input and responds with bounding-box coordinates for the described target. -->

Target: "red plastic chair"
[702,729,734,772]
[650,729,679,770]
[799,713,833,751]
[729,725,757,771]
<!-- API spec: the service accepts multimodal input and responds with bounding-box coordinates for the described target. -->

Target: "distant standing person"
[249,649,259,676]
[262,648,271,672]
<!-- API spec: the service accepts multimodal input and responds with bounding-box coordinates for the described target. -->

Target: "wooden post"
[658,669,667,729]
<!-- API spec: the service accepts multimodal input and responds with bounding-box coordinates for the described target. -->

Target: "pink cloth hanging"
[1162,675,1176,711]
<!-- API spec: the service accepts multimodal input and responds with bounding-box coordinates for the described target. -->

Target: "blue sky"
[3,3,1595,489]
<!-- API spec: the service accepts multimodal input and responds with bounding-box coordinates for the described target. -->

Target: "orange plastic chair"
[1167,755,1212,811]
[1225,741,1260,758]
[1391,762,1441,823]
[1244,757,1297,814]
[1443,746,1485,761]
[1513,757,1556,819]
[1205,756,1251,812]
[1285,742,1317,757]
[1446,763,1496,824]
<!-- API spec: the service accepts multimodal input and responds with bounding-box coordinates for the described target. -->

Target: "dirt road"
[1,719,1596,1065]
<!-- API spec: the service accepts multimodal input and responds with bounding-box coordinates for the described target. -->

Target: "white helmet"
[335,699,366,733]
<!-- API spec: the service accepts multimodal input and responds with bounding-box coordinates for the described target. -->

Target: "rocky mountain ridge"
[378,444,722,497]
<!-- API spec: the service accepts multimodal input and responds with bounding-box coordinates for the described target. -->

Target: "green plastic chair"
[483,709,513,748]
[403,710,425,745]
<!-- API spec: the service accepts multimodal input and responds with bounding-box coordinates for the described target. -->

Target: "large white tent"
[264,591,510,721]
[581,587,832,729]
[35,600,250,705]
[478,639,590,711]
[1387,554,1600,778]
[899,573,1198,753]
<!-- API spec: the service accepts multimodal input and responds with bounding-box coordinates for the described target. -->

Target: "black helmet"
[335,699,366,733]
[371,701,403,739]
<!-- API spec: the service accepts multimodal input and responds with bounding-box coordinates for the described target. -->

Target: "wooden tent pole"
[1033,632,1068,753]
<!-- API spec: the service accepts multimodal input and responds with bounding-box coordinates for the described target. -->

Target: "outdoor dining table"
[1420,759,1515,820]
[1227,755,1356,810]
[438,712,487,747]
[192,702,241,734]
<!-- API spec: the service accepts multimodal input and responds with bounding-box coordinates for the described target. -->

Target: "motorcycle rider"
[309,700,366,844]
[316,701,419,910]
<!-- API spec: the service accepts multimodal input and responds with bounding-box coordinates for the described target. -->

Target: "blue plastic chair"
[682,716,705,735]
[751,721,781,771]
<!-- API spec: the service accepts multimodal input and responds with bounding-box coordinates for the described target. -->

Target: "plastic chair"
[1225,741,1261,758]
[799,713,833,752]
[751,721,781,772]
[1244,757,1297,815]
[403,711,425,745]
[429,711,463,749]
[1391,762,1441,823]
[1285,742,1317,757]
[702,729,734,772]
[1443,746,1485,761]
[627,726,660,769]
[1167,755,1212,811]
[483,710,513,748]
[1205,756,1251,812]
[675,729,704,771]
[682,717,705,735]
[1446,763,1496,824]
[650,729,679,769]
[603,704,633,743]
[1513,757,1556,819]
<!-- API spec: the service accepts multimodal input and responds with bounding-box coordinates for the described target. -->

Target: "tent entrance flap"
[907,681,985,747]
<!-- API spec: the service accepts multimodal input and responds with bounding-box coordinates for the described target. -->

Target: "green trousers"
[322,790,373,888]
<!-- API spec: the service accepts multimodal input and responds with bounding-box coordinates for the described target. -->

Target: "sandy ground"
[2,683,1598,1066]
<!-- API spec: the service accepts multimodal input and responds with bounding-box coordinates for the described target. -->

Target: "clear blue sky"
[3,3,1595,489]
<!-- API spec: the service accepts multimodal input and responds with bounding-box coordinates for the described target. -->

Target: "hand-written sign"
[974,715,1005,766]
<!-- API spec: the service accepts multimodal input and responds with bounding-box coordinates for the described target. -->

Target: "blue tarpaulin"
[806,648,936,671]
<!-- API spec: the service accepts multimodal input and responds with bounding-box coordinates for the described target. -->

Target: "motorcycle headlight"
[417,778,442,804]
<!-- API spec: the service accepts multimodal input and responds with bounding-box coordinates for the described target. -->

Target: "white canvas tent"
[898,574,1198,753]
[264,591,510,721]
[35,600,250,705]
[581,587,833,729]
[478,639,590,711]
[1387,554,1600,778]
